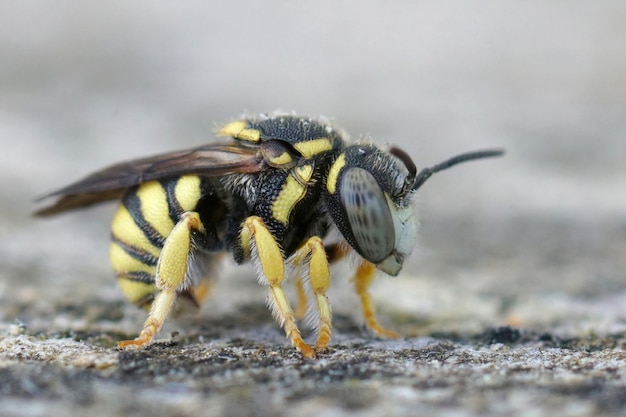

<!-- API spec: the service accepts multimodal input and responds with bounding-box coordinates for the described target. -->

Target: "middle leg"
[118,211,205,349]
[291,236,333,351]
[240,215,315,358]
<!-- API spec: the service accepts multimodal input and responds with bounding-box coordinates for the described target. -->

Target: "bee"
[36,114,503,358]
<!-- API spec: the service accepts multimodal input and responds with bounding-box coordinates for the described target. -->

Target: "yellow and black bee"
[36,114,503,358]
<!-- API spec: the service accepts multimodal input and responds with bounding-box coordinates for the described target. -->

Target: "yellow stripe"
[237,128,261,143]
[293,138,333,158]
[174,176,203,212]
[218,120,260,142]
[294,164,314,183]
[136,182,175,238]
[111,206,161,257]
[218,120,247,137]
[117,279,157,306]
[326,153,346,194]
[269,151,293,166]
[109,242,158,276]
[272,174,306,224]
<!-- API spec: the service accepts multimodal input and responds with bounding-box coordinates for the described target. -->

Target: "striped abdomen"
[110,175,207,307]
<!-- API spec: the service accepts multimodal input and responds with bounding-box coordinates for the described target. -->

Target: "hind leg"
[118,212,205,349]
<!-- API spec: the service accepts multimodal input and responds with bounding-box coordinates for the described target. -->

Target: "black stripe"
[117,271,155,284]
[116,271,155,284]
[122,190,166,247]
[111,234,159,266]
[162,178,184,224]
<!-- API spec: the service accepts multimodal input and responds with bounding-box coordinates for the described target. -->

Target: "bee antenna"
[412,149,505,191]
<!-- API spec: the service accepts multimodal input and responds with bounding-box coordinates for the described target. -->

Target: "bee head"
[325,145,504,276]
[324,145,419,276]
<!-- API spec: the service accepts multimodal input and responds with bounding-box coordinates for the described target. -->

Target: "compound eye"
[340,167,395,263]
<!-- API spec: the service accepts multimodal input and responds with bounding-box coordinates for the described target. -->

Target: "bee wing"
[35,142,265,216]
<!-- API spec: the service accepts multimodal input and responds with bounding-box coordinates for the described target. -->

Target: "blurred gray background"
[2,0,624,329]
[0,1,625,415]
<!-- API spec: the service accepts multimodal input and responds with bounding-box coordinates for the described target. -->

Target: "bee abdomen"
[110,176,205,306]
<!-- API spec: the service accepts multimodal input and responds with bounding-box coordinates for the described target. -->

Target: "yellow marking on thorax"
[326,153,346,194]
[136,181,175,238]
[174,176,203,212]
[218,120,246,137]
[293,138,333,158]
[272,174,307,224]
[110,242,158,275]
[269,151,293,166]
[219,120,261,143]
[111,206,162,257]
[294,164,313,182]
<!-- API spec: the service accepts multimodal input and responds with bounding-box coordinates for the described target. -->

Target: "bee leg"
[177,278,212,311]
[293,278,308,321]
[190,279,212,305]
[240,216,315,358]
[325,242,350,263]
[184,253,223,307]
[353,260,400,338]
[118,212,205,349]
[291,236,332,352]
[292,241,345,321]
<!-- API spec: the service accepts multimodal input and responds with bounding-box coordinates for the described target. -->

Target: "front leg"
[118,212,204,349]
[353,260,400,338]
[240,216,316,358]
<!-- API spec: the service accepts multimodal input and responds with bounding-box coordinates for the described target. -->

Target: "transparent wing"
[35,142,265,216]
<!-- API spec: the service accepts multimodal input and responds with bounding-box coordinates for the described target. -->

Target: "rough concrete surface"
[1,2,625,417]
